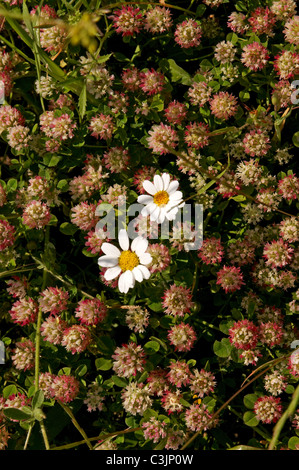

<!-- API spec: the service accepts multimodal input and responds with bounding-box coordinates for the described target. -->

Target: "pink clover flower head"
[9,297,38,326]
[254,396,283,424]
[216,265,245,293]
[110,5,143,37]
[174,19,202,48]
[241,42,269,71]
[61,324,92,354]
[75,298,107,326]
[0,219,15,251]
[162,284,194,317]
[229,319,259,350]
[38,286,69,315]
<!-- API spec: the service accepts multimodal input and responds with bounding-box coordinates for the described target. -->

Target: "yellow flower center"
[153,190,169,206]
[118,250,139,272]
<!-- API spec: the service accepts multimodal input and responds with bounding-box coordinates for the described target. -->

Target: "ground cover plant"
[0,0,298,451]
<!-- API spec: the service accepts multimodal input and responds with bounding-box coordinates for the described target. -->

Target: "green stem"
[50,427,141,450]
[268,384,299,450]
[57,400,93,450]
[40,421,50,450]
[24,423,34,450]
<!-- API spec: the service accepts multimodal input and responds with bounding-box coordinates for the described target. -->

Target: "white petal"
[118,270,134,293]
[139,252,152,266]
[143,180,157,195]
[142,202,157,217]
[169,190,183,201]
[132,266,143,282]
[167,180,179,195]
[154,174,163,191]
[101,243,121,258]
[131,236,148,256]
[166,207,179,221]
[162,173,170,191]
[104,266,121,281]
[156,210,166,224]
[137,195,153,205]
[137,265,151,280]
[150,205,161,222]
[98,255,119,268]
[118,229,129,251]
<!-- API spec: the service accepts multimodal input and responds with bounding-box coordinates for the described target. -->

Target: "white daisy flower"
[98,229,152,294]
[137,173,185,224]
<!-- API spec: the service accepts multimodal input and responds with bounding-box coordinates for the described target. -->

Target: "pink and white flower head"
[184,122,210,149]
[254,396,283,424]
[22,200,51,229]
[48,374,80,403]
[6,276,28,299]
[184,403,216,432]
[164,100,187,125]
[9,297,38,326]
[112,342,146,378]
[147,123,179,155]
[11,339,35,372]
[174,19,202,48]
[162,284,194,317]
[38,286,69,315]
[216,265,245,293]
[137,173,185,224]
[144,6,172,34]
[147,243,171,273]
[0,105,25,134]
[248,7,276,36]
[263,239,293,268]
[109,5,144,37]
[139,68,165,96]
[40,316,68,345]
[283,15,299,46]
[227,11,248,34]
[61,325,92,355]
[142,417,167,443]
[229,319,259,350]
[241,42,269,72]
[198,237,224,265]
[98,229,152,294]
[270,0,297,21]
[168,323,197,352]
[274,50,299,79]
[209,91,238,121]
[75,298,107,326]
[89,114,114,140]
[0,219,15,251]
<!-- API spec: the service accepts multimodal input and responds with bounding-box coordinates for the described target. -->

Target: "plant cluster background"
[0,0,298,451]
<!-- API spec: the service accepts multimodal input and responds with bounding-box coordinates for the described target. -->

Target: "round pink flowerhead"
[75,298,107,326]
[216,265,244,293]
[229,319,259,350]
[38,286,69,315]
[241,42,269,72]
[110,5,143,37]
[162,284,194,317]
[0,219,15,251]
[254,396,283,424]
[174,19,202,48]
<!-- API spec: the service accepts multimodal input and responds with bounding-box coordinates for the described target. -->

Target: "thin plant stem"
[24,423,34,450]
[50,427,141,450]
[40,421,50,450]
[57,400,93,450]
